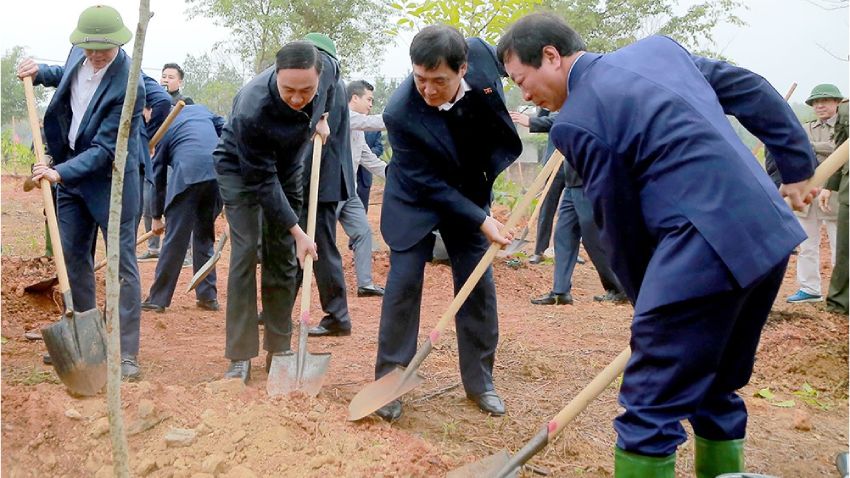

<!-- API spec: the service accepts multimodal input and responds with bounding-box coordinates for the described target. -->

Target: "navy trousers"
[376,227,498,396]
[146,180,221,307]
[298,202,351,330]
[615,257,788,456]
[553,187,622,294]
[57,186,141,356]
[218,173,300,360]
[534,166,565,255]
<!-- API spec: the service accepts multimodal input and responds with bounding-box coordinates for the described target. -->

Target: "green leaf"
[756,388,774,400]
[772,400,796,408]
[0,336,7,345]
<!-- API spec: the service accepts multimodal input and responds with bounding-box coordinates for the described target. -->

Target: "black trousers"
[376,227,498,396]
[147,180,221,307]
[218,174,301,360]
[297,201,351,329]
[534,165,565,255]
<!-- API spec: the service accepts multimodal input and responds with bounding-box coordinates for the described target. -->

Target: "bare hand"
[779,180,818,211]
[509,112,530,127]
[31,163,61,184]
[818,189,832,213]
[292,227,318,268]
[16,58,38,80]
[152,218,165,235]
[480,215,513,246]
[315,114,330,144]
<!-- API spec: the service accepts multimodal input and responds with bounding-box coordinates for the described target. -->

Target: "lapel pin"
[483,87,493,95]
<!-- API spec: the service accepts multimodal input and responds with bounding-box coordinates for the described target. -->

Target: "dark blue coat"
[214,66,330,229]
[151,104,224,217]
[36,47,145,223]
[380,38,522,251]
[140,72,172,183]
[550,36,816,311]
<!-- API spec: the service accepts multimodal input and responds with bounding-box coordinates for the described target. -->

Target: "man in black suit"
[300,33,357,337]
[373,25,522,421]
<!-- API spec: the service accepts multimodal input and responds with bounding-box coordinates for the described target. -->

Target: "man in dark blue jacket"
[138,73,171,259]
[17,4,146,379]
[213,41,328,383]
[141,105,224,313]
[373,25,522,421]
[499,13,819,476]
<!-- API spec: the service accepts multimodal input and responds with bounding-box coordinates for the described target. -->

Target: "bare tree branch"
[815,42,850,62]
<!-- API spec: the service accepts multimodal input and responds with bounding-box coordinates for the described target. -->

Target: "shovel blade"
[41,308,107,396]
[267,350,331,397]
[447,451,516,478]
[24,276,58,293]
[348,365,425,421]
[186,250,221,293]
[500,228,530,257]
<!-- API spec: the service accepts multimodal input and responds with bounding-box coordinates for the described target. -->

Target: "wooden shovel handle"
[93,230,157,272]
[299,135,324,320]
[23,76,71,297]
[428,152,565,342]
[528,152,564,227]
[149,100,185,151]
[784,139,848,209]
[547,347,631,438]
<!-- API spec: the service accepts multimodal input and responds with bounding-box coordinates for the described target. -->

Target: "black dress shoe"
[530,291,573,305]
[308,325,352,337]
[375,399,402,422]
[593,290,628,304]
[576,256,586,264]
[467,391,505,416]
[528,254,544,264]
[121,355,141,381]
[357,284,385,297]
[196,299,220,311]
[141,301,165,313]
[224,360,251,383]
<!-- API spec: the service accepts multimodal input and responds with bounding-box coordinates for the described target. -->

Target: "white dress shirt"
[438,78,471,112]
[68,57,115,149]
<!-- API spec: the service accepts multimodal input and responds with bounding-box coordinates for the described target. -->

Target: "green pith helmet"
[805,83,844,106]
[69,5,132,50]
[303,33,338,60]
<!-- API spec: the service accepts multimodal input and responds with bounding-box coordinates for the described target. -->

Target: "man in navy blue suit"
[373,25,522,421]
[498,13,818,476]
[141,105,225,313]
[17,4,146,380]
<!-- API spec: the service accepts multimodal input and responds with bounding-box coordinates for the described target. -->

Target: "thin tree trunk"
[105,1,151,476]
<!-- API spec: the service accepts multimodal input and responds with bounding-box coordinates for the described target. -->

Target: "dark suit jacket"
[299,53,354,203]
[36,47,145,223]
[380,38,522,251]
[550,36,815,311]
[140,72,172,183]
[151,105,224,217]
[213,66,330,229]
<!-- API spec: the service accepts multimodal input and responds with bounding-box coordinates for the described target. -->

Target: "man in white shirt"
[335,80,387,298]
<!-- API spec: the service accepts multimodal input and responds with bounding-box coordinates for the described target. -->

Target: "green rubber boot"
[615,447,676,478]
[695,436,745,478]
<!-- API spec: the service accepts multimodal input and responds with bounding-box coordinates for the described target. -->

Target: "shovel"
[267,135,331,397]
[448,347,631,478]
[24,76,108,396]
[348,150,564,421]
[501,151,564,256]
[186,220,227,293]
[25,230,157,293]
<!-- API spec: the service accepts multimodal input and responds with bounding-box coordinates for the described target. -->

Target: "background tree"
[369,75,403,114]
[186,0,391,75]
[2,46,49,129]
[181,51,245,116]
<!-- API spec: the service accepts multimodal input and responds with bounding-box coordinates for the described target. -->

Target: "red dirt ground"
[1,173,847,477]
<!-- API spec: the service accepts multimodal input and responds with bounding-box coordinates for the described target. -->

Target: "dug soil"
[2,174,847,477]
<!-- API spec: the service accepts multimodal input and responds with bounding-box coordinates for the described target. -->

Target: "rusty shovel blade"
[41,307,107,396]
[347,365,425,421]
[447,451,516,478]
[187,230,227,293]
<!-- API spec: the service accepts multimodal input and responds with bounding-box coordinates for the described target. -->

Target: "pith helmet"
[70,5,132,50]
[304,33,338,60]
[805,84,844,106]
